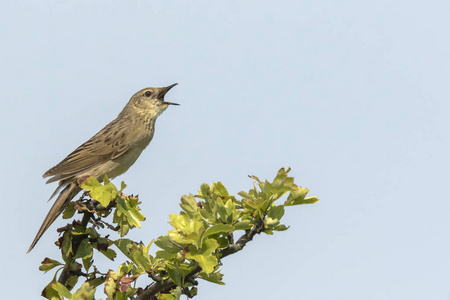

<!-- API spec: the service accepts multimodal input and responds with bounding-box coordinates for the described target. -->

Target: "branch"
[57,210,93,285]
[220,219,264,258]
[39,168,318,299]
[136,219,265,300]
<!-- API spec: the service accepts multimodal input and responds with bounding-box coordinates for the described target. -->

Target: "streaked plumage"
[27,84,179,253]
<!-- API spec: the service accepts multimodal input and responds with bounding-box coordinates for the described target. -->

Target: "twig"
[136,219,265,300]
[57,210,93,285]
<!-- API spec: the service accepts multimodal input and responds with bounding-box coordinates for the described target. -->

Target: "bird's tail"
[27,182,81,253]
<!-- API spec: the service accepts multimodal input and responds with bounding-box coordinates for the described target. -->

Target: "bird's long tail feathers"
[27,182,81,253]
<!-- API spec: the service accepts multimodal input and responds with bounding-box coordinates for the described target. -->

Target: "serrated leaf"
[132,251,152,271]
[79,176,118,207]
[116,197,144,228]
[128,206,145,224]
[199,270,225,285]
[198,183,210,198]
[101,248,117,260]
[180,194,199,217]
[284,186,309,206]
[212,182,229,196]
[168,213,205,245]
[185,240,219,275]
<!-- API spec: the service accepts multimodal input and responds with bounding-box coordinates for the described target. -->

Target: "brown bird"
[27,84,179,253]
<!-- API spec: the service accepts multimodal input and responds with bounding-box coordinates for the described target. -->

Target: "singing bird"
[27,84,179,253]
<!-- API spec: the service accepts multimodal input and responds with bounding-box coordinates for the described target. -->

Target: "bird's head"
[124,83,179,119]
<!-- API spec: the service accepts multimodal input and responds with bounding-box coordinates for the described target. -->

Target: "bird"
[27,83,179,253]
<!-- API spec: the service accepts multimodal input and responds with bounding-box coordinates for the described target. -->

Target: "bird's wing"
[43,120,131,183]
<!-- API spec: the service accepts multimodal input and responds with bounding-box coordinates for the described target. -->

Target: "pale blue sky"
[1,1,449,299]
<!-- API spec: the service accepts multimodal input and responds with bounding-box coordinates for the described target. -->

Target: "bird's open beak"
[160,83,180,106]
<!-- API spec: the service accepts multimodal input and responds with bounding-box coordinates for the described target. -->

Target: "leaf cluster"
[39,168,318,299]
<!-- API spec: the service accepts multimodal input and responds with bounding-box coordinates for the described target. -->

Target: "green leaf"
[50,282,72,299]
[132,250,152,271]
[215,233,230,249]
[82,256,93,273]
[114,239,138,261]
[199,270,225,285]
[303,196,320,204]
[88,277,105,289]
[104,270,119,298]
[118,222,130,237]
[39,258,63,273]
[166,266,182,286]
[79,176,118,207]
[118,262,134,275]
[66,275,79,292]
[248,174,261,183]
[180,194,199,217]
[274,224,289,231]
[159,292,177,300]
[267,205,285,220]
[42,284,59,300]
[202,224,234,244]
[237,191,251,199]
[119,181,127,193]
[61,230,73,259]
[216,199,236,223]
[284,186,312,206]
[73,239,92,259]
[101,248,117,261]
[155,236,182,254]
[116,197,144,228]
[188,287,198,297]
[114,291,127,300]
[212,182,229,197]
[185,239,219,274]
[234,220,253,230]
[168,213,205,245]
[265,217,279,227]
[72,282,95,300]
[62,202,76,219]
[198,183,211,199]
[155,236,183,259]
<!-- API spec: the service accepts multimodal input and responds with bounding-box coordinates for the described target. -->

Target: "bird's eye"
[144,91,152,97]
